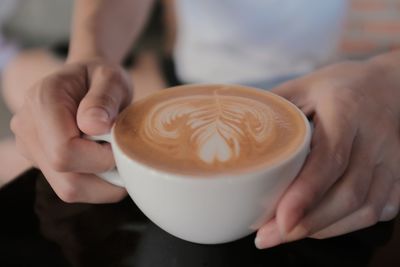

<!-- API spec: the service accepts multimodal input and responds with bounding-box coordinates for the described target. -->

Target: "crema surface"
[114,84,306,176]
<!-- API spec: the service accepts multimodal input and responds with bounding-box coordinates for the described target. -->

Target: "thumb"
[77,67,132,135]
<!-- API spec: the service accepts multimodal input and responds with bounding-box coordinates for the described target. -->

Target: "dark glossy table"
[1,169,399,267]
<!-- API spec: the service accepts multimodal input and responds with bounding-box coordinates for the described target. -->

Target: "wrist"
[66,43,118,64]
[66,50,106,64]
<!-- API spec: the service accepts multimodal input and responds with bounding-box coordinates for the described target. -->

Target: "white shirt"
[0,0,18,71]
[173,0,348,84]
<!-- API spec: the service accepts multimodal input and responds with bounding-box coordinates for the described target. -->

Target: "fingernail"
[380,204,398,221]
[85,107,109,123]
[255,226,283,249]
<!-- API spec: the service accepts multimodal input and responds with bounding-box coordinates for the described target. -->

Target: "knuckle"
[342,186,365,211]
[290,181,320,209]
[328,146,348,173]
[10,115,20,134]
[319,89,360,118]
[49,145,73,172]
[332,150,347,171]
[328,145,350,174]
[49,156,69,173]
[336,87,364,107]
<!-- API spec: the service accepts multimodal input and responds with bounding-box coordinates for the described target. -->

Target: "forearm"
[67,0,154,63]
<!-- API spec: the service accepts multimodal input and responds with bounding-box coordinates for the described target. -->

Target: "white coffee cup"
[91,96,312,245]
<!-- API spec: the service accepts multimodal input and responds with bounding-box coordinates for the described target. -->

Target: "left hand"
[255,59,400,249]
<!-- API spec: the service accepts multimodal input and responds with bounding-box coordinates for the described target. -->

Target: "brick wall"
[340,0,400,58]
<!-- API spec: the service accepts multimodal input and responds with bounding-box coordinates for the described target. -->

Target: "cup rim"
[112,84,312,182]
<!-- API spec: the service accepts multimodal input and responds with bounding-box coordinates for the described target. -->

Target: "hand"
[255,60,400,248]
[11,59,133,203]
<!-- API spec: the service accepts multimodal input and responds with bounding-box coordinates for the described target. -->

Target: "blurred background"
[0,0,400,183]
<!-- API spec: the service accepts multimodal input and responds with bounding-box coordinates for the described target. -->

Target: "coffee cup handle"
[85,134,125,188]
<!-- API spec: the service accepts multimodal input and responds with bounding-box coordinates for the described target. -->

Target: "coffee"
[114,84,306,176]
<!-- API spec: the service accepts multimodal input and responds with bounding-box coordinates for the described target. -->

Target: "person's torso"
[173,0,348,85]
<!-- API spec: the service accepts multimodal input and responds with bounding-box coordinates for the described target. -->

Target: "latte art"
[143,93,281,164]
[115,84,306,176]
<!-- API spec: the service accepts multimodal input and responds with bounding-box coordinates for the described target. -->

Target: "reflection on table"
[0,169,398,267]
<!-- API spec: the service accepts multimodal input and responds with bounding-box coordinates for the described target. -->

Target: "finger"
[275,103,358,236]
[29,73,115,173]
[255,131,364,249]
[311,165,394,239]
[42,167,127,204]
[77,65,132,135]
[31,138,125,204]
[255,218,282,249]
[270,78,314,115]
[13,109,125,203]
[270,79,305,103]
[283,134,374,239]
[33,104,116,173]
[379,180,400,222]
[47,137,115,173]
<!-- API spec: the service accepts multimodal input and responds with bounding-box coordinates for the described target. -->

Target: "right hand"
[11,60,133,203]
